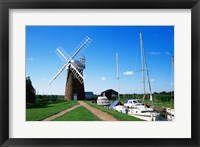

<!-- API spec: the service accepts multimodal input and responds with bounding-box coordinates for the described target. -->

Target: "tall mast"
[171,54,174,108]
[145,58,153,105]
[140,32,146,101]
[140,32,153,105]
[116,52,120,101]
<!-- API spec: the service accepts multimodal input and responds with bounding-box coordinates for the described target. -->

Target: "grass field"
[26,101,78,121]
[143,99,174,109]
[85,101,143,121]
[53,106,101,121]
[26,100,144,121]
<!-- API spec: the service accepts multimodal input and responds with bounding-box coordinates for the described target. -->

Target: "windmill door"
[73,93,77,101]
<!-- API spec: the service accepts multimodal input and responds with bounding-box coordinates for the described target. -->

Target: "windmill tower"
[49,36,92,101]
[64,56,86,101]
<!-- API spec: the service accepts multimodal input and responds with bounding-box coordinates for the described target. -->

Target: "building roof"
[85,92,94,94]
[101,89,118,94]
[85,92,94,99]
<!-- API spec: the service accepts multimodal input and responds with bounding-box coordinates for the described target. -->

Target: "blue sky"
[26,26,174,95]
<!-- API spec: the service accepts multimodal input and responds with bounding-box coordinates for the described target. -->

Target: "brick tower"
[64,68,85,101]
[64,57,86,101]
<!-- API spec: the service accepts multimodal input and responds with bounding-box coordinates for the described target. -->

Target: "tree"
[160,91,167,95]
[26,76,36,103]
[153,92,158,95]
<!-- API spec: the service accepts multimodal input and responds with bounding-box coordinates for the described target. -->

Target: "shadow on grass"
[26,102,52,109]
[26,100,67,109]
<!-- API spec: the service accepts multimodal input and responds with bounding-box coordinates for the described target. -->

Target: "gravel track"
[78,101,118,121]
[42,105,81,121]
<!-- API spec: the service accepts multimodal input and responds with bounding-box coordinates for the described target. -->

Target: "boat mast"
[140,32,154,105]
[140,32,146,101]
[116,52,120,101]
[171,54,174,108]
[145,57,154,106]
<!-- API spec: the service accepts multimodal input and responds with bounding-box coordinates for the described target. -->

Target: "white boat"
[128,106,159,121]
[124,99,144,108]
[166,108,175,121]
[97,96,110,106]
[109,100,128,114]
[114,105,128,114]
[124,99,159,121]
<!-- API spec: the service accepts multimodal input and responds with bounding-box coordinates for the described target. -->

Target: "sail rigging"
[139,32,154,106]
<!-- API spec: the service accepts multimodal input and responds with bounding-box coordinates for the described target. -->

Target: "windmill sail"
[70,63,84,84]
[49,63,69,85]
[70,36,92,61]
[56,47,71,62]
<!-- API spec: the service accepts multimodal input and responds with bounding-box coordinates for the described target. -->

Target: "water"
[156,111,172,121]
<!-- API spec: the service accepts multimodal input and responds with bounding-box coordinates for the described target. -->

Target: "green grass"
[53,106,101,121]
[85,101,143,121]
[143,99,174,109]
[26,101,78,121]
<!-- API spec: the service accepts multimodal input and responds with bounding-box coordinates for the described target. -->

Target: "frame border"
[0,0,199,146]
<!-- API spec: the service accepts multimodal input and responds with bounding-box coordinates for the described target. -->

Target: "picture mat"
[9,9,191,138]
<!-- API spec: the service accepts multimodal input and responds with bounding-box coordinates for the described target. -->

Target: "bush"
[26,76,36,103]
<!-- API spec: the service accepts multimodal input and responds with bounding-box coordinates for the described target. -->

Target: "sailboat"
[110,52,128,114]
[166,55,175,121]
[126,32,159,121]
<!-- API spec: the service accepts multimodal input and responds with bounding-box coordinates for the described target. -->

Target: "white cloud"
[101,77,106,81]
[27,57,34,61]
[123,71,134,76]
[150,52,160,55]
[150,79,156,83]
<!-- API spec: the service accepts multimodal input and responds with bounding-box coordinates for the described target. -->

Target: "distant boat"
[166,108,174,121]
[109,100,128,114]
[124,99,159,121]
[97,96,110,106]
[129,107,159,121]
[124,99,144,108]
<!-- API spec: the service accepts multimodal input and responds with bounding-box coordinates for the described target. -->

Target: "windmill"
[49,36,92,101]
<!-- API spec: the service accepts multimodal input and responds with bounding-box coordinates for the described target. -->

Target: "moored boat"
[128,107,159,121]
[166,108,174,121]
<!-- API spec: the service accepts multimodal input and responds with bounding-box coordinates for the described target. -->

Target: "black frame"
[0,0,199,146]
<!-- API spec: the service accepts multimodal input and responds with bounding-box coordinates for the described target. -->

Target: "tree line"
[26,76,174,105]
[26,77,64,106]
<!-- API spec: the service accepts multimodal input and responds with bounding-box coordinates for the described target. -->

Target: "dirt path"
[42,105,81,121]
[78,101,118,121]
